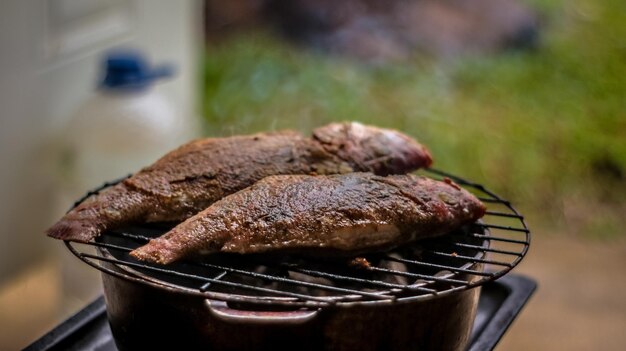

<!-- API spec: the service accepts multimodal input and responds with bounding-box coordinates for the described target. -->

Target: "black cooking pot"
[95,229,487,351]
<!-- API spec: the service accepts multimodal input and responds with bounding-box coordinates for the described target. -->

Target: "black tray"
[24,274,536,351]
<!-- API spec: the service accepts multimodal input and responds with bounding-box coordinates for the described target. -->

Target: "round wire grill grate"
[65,168,530,307]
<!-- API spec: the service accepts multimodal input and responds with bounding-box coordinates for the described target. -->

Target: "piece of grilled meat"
[131,173,485,264]
[47,122,432,242]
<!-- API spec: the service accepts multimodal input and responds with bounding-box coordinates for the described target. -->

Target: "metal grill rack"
[65,168,530,308]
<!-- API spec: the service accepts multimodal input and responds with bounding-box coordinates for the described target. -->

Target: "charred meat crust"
[46,123,432,243]
[130,173,485,264]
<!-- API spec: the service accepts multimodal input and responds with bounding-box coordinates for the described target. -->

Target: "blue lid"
[100,50,174,90]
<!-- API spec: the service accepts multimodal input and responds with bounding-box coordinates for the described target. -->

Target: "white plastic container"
[65,85,182,191]
[60,51,188,199]
[57,50,190,309]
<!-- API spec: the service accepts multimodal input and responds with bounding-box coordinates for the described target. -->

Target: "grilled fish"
[47,122,432,242]
[130,173,485,264]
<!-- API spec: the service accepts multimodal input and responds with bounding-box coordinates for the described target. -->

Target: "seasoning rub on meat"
[131,173,485,264]
[47,122,432,242]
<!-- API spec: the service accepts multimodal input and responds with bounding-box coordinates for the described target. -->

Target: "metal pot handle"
[205,299,319,325]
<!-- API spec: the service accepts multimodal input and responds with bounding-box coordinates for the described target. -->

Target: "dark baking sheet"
[24,274,536,351]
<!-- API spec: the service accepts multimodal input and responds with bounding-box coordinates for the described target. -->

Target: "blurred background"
[0,0,624,349]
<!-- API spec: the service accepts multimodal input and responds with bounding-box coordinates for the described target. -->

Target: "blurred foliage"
[202,0,626,237]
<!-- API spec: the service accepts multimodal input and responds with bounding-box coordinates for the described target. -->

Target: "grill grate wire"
[65,168,530,308]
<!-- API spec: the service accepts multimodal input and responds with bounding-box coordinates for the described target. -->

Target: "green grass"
[202,0,626,237]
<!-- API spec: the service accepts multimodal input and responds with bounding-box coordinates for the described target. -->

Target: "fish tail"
[46,220,100,242]
[130,239,176,264]
[46,183,149,242]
